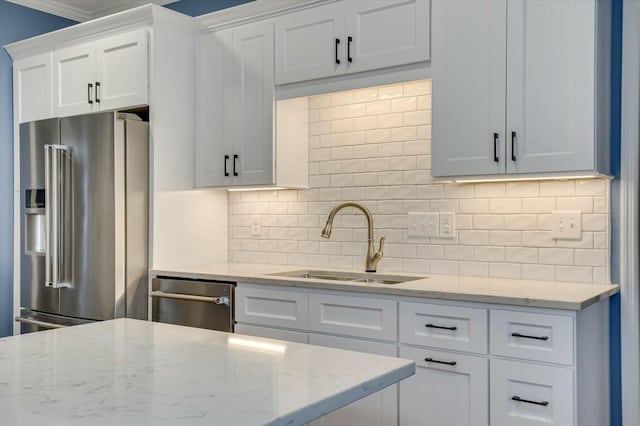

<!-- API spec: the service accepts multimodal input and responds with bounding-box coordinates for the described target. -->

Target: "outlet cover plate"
[439,212,455,239]
[408,212,439,238]
[552,211,581,240]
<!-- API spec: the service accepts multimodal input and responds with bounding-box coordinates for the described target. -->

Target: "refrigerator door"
[59,112,117,320]
[20,118,60,315]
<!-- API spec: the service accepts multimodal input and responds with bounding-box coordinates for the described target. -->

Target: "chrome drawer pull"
[15,317,65,329]
[150,291,229,305]
[511,332,549,341]
[425,357,457,366]
[512,395,549,407]
[425,323,457,331]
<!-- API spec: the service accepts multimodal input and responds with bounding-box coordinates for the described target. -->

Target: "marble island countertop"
[0,319,414,426]
[150,263,619,310]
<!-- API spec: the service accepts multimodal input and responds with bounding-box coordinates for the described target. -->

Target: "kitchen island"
[0,319,414,425]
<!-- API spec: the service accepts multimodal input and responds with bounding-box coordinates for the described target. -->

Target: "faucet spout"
[320,202,386,272]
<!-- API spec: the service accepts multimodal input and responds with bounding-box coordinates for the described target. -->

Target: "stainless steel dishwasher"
[150,277,234,332]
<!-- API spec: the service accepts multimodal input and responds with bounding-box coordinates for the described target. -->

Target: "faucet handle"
[377,236,386,256]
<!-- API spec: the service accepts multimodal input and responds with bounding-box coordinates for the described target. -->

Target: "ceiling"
[7,0,179,22]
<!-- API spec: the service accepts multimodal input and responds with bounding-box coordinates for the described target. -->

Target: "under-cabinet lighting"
[227,187,286,192]
[227,336,287,353]
[436,174,611,184]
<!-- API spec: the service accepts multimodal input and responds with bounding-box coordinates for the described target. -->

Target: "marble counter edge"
[269,360,415,425]
[149,267,619,311]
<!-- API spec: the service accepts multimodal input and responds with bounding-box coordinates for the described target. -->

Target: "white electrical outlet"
[251,220,262,237]
[439,212,455,239]
[408,212,439,238]
[552,211,581,240]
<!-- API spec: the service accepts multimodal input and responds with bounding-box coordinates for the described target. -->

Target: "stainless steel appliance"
[151,277,234,332]
[17,112,149,333]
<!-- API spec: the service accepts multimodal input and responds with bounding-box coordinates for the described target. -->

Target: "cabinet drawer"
[490,309,574,365]
[490,359,574,426]
[309,293,397,341]
[235,286,308,330]
[400,346,488,426]
[400,302,488,354]
[235,324,308,344]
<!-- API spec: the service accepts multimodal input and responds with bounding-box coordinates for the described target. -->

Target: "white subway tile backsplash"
[228,80,610,284]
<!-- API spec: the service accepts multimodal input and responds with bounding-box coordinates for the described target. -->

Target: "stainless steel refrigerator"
[16,112,149,333]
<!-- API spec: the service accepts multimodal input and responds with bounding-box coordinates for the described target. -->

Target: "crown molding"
[6,0,178,22]
[4,4,194,60]
[195,0,336,33]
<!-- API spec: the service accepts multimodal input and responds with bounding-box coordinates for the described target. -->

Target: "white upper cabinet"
[195,21,308,189]
[275,2,345,85]
[53,29,148,117]
[431,0,507,177]
[95,29,148,112]
[53,41,96,117]
[275,0,431,85]
[232,21,275,186]
[344,0,430,75]
[432,0,610,179]
[13,53,53,123]
[505,0,597,174]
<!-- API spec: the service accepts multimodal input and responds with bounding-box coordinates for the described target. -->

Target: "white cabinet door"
[53,41,96,117]
[194,30,234,187]
[309,334,398,426]
[231,20,275,186]
[13,53,53,123]
[431,0,507,177]
[235,285,309,330]
[95,29,148,111]
[490,358,574,426]
[399,346,488,426]
[275,2,345,84]
[344,0,430,74]
[506,0,596,174]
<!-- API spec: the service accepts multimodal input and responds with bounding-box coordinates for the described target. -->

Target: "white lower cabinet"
[234,283,609,426]
[490,358,573,426]
[399,346,488,426]
[309,334,398,426]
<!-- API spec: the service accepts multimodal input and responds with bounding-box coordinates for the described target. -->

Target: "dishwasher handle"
[150,291,230,305]
[15,316,66,329]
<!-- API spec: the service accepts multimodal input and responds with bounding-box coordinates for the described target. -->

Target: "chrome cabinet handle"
[335,38,341,65]
[150,291,229,305]
[15,317,65,329]
[493,132,499,162]
[425,357,457,366]
[426,323,457,331]
[95,81,101,103]
[511,332,549,341]
[88,83,93,104]
[512,395,549,407]
[44,144,73,289]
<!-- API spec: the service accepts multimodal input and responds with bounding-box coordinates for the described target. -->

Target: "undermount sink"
[269,270,426,285]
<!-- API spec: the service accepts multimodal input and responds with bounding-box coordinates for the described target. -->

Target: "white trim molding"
[620,1,640,425]
[6,0,178,22]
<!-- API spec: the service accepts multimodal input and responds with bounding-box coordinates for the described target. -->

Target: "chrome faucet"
[320,201,386,272]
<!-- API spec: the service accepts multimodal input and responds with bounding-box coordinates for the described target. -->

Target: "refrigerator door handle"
[44,144,73,289]
[15,316,66,329]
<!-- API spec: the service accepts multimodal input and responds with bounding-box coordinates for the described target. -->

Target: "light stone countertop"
[0,319,414,426]
[150,263,619,310]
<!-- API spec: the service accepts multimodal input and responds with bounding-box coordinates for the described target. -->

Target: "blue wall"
[609,0,623,424]
[0,1,75,338]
